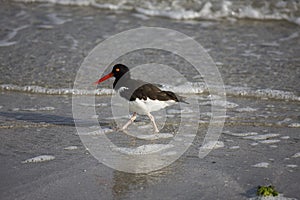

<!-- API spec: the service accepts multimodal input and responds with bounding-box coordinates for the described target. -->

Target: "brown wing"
[130,83,183,102]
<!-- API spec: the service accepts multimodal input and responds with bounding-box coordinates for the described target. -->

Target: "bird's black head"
[94,64,130,85]
[112,64,130,79]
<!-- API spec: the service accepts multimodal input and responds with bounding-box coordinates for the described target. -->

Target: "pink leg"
[146,112,159,133]
[122,112,137,130]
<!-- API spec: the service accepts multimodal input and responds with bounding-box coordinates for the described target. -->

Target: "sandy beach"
[1,1,300,199]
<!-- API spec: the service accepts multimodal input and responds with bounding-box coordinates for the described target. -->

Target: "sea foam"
[1,83,299,102]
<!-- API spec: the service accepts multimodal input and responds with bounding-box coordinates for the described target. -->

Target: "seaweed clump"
[257,185,279,197]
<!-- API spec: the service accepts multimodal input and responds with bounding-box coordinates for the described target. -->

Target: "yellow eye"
[116,68,120,72]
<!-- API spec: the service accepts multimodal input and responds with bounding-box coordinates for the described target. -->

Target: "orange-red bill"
[94,72,113,85]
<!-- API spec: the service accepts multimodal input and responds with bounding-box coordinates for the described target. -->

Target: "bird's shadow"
[0,111,109,128]
[0,111,173,132]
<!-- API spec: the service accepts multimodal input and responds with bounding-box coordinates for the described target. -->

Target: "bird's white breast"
[129,98,176,115]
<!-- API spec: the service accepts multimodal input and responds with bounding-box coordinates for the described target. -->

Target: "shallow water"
[0,1,300,95]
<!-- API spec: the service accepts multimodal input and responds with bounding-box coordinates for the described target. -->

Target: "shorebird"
[95,64,187,133]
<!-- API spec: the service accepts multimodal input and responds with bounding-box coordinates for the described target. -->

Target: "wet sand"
[0,1,300,200]
[1,92,299,199]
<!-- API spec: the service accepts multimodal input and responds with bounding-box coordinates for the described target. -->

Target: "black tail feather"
[163,91,189,104]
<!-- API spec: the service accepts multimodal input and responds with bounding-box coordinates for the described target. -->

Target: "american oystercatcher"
[95,64,187,133]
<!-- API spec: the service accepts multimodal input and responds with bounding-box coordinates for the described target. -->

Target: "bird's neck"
[113,73,131,89]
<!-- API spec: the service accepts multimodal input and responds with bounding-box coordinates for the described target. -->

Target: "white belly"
[129,98,176,115]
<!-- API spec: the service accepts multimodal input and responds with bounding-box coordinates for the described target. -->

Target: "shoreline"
[0,1,299,199]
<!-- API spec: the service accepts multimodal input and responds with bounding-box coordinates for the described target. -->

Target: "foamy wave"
[1,83,299,101]
[225,86,300,101]
[21,155,55,163]
[137,1,300,26]
[14,0,300,26]
[0,84,113,95]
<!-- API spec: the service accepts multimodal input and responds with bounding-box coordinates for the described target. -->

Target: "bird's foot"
[153,129,160,133]
[113,126,127,133]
